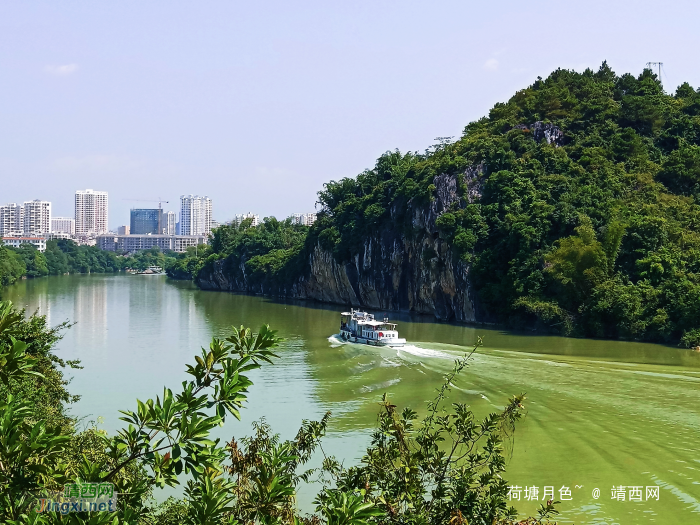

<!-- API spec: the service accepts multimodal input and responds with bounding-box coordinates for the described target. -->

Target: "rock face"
[197,171,481,322]
[514,121,565,146]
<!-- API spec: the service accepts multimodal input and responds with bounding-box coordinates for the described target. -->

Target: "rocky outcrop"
[514,121,565,146]
[197,171,481,322]
[464,161,486,203]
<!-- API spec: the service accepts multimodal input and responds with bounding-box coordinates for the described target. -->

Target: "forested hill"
[194,63,700,346]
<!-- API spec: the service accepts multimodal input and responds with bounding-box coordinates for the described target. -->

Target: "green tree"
[0,247,26,286]
[12,244,48,278]
[545,217,608,305]
[657,143,700,196]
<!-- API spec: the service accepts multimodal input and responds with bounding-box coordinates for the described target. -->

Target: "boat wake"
[328,335,452,360]
[327,334,346,347]
[397,345,452,360]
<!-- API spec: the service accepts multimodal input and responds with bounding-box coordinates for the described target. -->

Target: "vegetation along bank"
[0,240,182,286]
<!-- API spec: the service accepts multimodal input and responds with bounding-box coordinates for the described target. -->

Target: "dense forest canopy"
[310,63,700,346]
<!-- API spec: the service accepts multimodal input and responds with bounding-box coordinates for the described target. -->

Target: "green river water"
[4,274,700,524]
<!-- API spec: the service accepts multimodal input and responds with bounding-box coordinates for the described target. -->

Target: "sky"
[1,1,699,228]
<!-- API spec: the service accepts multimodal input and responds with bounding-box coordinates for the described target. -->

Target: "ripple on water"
[358,378,402,393]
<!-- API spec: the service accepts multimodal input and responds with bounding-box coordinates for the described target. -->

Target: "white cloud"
[45,64,79,76]
[483,58,499,71]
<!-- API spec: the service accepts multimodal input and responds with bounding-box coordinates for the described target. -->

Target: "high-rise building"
[0,203,24,236]
[130,208,163,235]
[51,217,75,236]
[22,200,51,235]
[165,211,176,235]
[117,225,130,235]
[179,195,212,236]
[75,189,108,236]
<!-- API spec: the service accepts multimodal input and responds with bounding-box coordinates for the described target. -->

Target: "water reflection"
[74,277,108,348]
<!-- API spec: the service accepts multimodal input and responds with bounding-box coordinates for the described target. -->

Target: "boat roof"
[358,320,397,327]
[340,311,396,326]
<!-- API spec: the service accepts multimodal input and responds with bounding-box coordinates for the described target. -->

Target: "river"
[4,274,700,524]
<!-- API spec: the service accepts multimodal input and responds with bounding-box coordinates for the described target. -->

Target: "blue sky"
[1,1,699,227]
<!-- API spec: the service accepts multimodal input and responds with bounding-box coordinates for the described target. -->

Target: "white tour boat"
[339,309,406,347]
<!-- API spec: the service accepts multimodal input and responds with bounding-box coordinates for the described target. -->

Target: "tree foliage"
[0,246,26,286]
[169,218,310,289]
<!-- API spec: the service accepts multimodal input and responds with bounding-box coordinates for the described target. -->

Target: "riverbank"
[0,239,184,288]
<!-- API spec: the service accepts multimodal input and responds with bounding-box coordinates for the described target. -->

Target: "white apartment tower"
[0,203,24,236]
[165,211,176,235]
[179,195,212,236]
[22,200,52,235]
[75,189,108,236]
[51,217,76,235]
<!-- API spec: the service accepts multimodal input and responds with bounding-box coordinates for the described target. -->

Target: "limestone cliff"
[196,169,481,322]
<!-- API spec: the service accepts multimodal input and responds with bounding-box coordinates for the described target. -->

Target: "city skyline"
[0,187,291,230]
[3,190,317,236]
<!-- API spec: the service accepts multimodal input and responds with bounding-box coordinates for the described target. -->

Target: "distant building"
[75,189,108,236]
[173,236,205,253]
[165,211,176,235]
[0,203,24,236]
[76,237,97,247]
[22,200,51,235]
[292,213,316,226]
[2,236,47,252]
[117,225,130,235]
[130,208,163,235]
[47,232,72,241]
[51,217,75,236]
[233,212,260,227]
[97,234,207,253]
[180,195,212,236]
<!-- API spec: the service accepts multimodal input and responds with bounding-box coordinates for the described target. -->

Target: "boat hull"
[338,331,406,347]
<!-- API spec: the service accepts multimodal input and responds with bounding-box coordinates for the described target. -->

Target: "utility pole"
[646,62,663,87]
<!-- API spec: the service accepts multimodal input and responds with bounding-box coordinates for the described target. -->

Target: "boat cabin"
[339,309,404,346]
